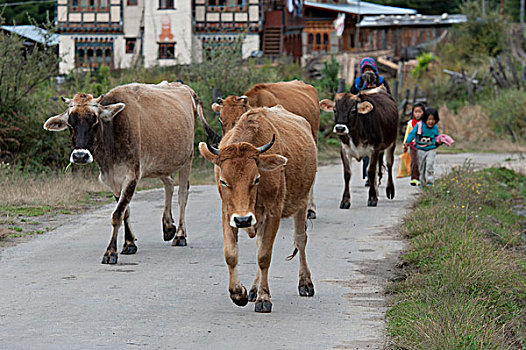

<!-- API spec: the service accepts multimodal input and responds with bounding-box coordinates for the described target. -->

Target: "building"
[1,25,59,47]
[303,0,416,56]
[357,13,467,58]
[56,0,199,73]
[193,0,305,62]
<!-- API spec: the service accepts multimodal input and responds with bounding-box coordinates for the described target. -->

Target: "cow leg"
[160,176,177,242]
[385,143,396,199]
[248,231,263,302]
[377,151,384,186]
[223,212,248,307]
[102,177,138,264]
[339,142,352,209]
[121,206,137,254]
[367,152,379,207]
[307,181,317,219]
[254,215,280,313]
[113,196,137,255]
[174,160,192,247]
[294,208,314,297]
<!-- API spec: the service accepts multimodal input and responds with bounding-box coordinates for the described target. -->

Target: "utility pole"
[355,0,361,53]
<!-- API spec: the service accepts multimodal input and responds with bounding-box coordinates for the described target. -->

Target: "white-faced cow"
[44,82,206,264]
[319,86,398,207]
[209,80,319,219]
[199,105,317,313]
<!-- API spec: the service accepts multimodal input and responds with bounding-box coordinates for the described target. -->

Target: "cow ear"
[258,154,288,172]
[357,101,374,114]
[319,99,335,112]
[198,142,219,164]
[100,103,126,122]
[43,112,68,131]
[211,102,223,113]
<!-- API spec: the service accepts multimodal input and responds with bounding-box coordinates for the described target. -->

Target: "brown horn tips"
[257,134,276,153]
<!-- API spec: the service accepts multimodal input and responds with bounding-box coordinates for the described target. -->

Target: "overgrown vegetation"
[387,166,526,349]
[412,0,526,142]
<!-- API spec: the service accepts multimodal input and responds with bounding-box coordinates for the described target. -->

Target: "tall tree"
[0,0,55,25]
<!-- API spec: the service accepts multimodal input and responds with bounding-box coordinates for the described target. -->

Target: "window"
[75,40,113,68]
[208,0,245,10]
[127,0,138,5]
[159,0,174,9]
[125,38,136,54]
[70,0,109,11]
[158,43,175,59]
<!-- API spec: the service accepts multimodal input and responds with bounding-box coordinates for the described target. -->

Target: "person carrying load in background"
[350,57,392,186]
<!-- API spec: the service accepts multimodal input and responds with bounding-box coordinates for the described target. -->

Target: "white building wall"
[59,35,75,74]
[142,0,196,68]
[242,34,259,59]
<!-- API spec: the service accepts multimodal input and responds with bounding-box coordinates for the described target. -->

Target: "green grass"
[387,166,526,349]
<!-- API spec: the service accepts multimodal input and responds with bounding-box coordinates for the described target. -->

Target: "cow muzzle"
[230,213,257,228]
[70,149,93,164]
[333,124,349,135]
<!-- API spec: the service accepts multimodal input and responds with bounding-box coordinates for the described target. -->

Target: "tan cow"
[199,105,317,313]
[210,80,320,219]
[44,82,207,264]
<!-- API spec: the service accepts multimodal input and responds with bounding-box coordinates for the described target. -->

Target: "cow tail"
[285,248,298,261]
[192,92,222,147]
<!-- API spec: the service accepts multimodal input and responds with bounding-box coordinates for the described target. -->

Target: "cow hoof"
[386,186,395,199]
[172,236,187,247]
[163,225,176,242]
[121,244,137,255]
[340,200,351,209]
[230,286,248,307]
[255,300,272,313]
[248,289,257,302]
[101,251,118,264]
[298,280,315,297]
[307,209,317,220]
[367,199,378,207]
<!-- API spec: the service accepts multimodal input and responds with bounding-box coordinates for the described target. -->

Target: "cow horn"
[257,134,275,153]
[216,97,223,105]
[237,95,248,103]
[94,95,105,104]
[206,141,220,156]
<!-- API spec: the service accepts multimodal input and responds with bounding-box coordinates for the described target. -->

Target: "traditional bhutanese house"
[56,0,199,74]
[357,13,467,59]
[193,0,305,62]
[303,0,416,56]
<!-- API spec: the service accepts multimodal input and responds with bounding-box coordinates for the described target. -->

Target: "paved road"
[0,153,523,350]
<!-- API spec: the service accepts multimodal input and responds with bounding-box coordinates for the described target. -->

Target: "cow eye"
[254,176,260,185]
[219,178,228,187]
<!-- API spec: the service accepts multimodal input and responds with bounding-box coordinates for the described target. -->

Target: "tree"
[1,0,55,26]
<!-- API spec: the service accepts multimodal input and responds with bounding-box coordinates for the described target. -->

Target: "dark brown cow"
[319,86,398,207]
[43,82,205,264]
[199,105,317,313]
[210,80,319,219]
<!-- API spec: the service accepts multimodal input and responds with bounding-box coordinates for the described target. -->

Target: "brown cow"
[210,80,319,219]
[199,105,317,313]
[319,86,398,208]
[43,82,206,264]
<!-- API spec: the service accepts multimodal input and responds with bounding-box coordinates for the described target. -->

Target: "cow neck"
[347,112,369,146]
[92,119,115,169]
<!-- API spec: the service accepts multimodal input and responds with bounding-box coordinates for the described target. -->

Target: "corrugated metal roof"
[304,1,417,15]
[358,13,467,27]
[1,25,59,46]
